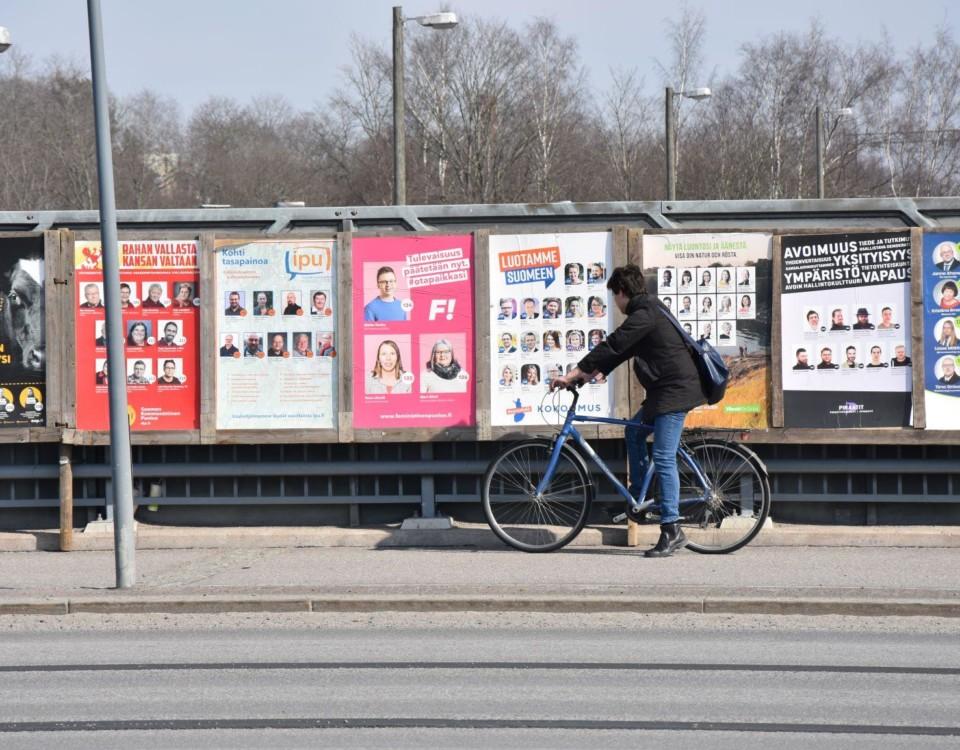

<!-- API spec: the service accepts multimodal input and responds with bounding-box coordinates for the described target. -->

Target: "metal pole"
[392,6,406,206]
[86,0,136,588]
[816,104,824,199]
[665,86,675,201]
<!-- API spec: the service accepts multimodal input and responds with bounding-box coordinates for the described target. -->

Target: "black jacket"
[577,294,706,418]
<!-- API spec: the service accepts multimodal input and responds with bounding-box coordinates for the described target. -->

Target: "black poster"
[780,231,912,428]
[0,238,47,426]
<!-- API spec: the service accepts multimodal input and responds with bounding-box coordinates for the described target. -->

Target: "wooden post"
[58,443,73,551]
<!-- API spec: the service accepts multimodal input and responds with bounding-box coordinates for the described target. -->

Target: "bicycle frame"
[535,388,712,515]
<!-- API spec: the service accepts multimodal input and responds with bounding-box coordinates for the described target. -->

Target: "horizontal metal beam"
[1,196,957,234]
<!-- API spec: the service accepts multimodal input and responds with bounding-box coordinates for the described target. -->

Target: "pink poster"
[352,235,475,429]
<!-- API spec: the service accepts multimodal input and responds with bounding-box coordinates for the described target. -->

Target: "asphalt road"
[1,611,958,748]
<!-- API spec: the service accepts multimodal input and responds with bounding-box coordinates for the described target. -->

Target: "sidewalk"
[1,532,959,618]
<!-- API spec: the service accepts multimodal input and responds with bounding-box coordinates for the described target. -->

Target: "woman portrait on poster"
[366,339,411,395]
[699,269,713,288]
[499,365,516,387]
[700,296,713,316]
[564,263,584,285]
[172,283,193,308]
[521,364,541,386]
[588,329,605,350]
[566,330,585,352]
[126,321,148,347]
[587,295,606,318]
[679,269,693,290]
[95,360,109,385]
[938,318,959,347]
[543,330,561,353]
[421,339,468,393]
[739,295,753,315]
[719,295,733,315]
[939,281,960,309]
[718,269,732,290]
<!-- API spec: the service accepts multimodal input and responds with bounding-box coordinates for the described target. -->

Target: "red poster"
[74,240,200,430]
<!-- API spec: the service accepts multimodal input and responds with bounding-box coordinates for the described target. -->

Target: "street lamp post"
[86,0,137,588]
[392,6,458,206]
[665,86,712,201]
[816,105,854,199]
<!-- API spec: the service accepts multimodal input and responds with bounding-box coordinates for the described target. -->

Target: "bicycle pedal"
[611,512,628,523]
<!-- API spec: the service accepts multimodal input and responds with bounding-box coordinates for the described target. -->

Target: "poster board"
[350,235,475,438]
[642,232,773,428]
[73,239,201,432]
[922,232,960,429]
[780,231,912,428]
[0,235,50,430]
[213,238,338,436]
[487,231,615,430]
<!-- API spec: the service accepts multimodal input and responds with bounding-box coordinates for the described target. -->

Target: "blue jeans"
[625,409,688,524]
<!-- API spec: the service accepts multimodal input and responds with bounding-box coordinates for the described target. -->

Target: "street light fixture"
[665,86,712,201]
[0,26,12,53]
[393,6,459,205]
[816,105,854,199]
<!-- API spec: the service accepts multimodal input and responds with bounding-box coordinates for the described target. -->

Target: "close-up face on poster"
[780,231,912,428]
[215,239,338,431]
[922,232,960,429]
[0,237,46,427]
[643,233,772,429]
[488,232,613,427]
[74,240,199,430]
[351,235,475,430]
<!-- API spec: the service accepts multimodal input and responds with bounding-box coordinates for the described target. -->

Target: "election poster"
[351,235,475,430]
[216,239,338,430]
[0,237,46,427]
[643,233,772,428]
[74,240,199,430]
[780,231,912,428]
[489,232,613,427]
[922,232,960,429]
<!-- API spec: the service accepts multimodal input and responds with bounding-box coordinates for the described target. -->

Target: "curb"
[4,526,960,552]
[2,594,958,618]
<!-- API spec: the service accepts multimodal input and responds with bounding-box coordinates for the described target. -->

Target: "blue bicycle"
[482,386,771,553]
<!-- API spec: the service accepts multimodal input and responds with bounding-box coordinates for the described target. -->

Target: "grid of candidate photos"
[790,303,911,372]
[495,261,610,391]
[85,280,196,387]
[219,288,336,359]
[657,265,755,344]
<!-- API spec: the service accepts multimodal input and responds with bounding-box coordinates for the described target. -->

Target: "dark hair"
[806,310,818,320]
[943,281,958,295]
[821,347,832,355]
[796,348,806,356]
[606,265,646,297]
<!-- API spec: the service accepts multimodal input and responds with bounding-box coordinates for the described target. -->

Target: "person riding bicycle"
[550,264,707,558]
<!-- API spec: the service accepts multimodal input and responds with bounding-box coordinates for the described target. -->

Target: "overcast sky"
[1,0,955,113]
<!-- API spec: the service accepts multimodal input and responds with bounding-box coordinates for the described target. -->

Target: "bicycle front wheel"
[482,439,593,552]
[675,439,771,554]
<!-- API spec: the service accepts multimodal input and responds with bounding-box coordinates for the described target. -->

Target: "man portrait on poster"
[935,243,960,272]
[793,348,810,370]
[938,356,960,385]
[364,266,407,322]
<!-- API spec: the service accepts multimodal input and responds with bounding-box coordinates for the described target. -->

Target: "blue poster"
[923,233,960,429]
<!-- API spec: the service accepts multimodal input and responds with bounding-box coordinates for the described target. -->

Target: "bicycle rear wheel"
[670,439,771,553]
[482,439,593,552]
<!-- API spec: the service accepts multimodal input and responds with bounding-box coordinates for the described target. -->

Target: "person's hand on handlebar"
[549,366,597,391]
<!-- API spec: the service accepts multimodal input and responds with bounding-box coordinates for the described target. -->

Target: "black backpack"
[656,301,729,405]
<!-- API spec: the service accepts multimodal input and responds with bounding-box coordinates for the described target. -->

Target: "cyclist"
[550,264,707,558]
